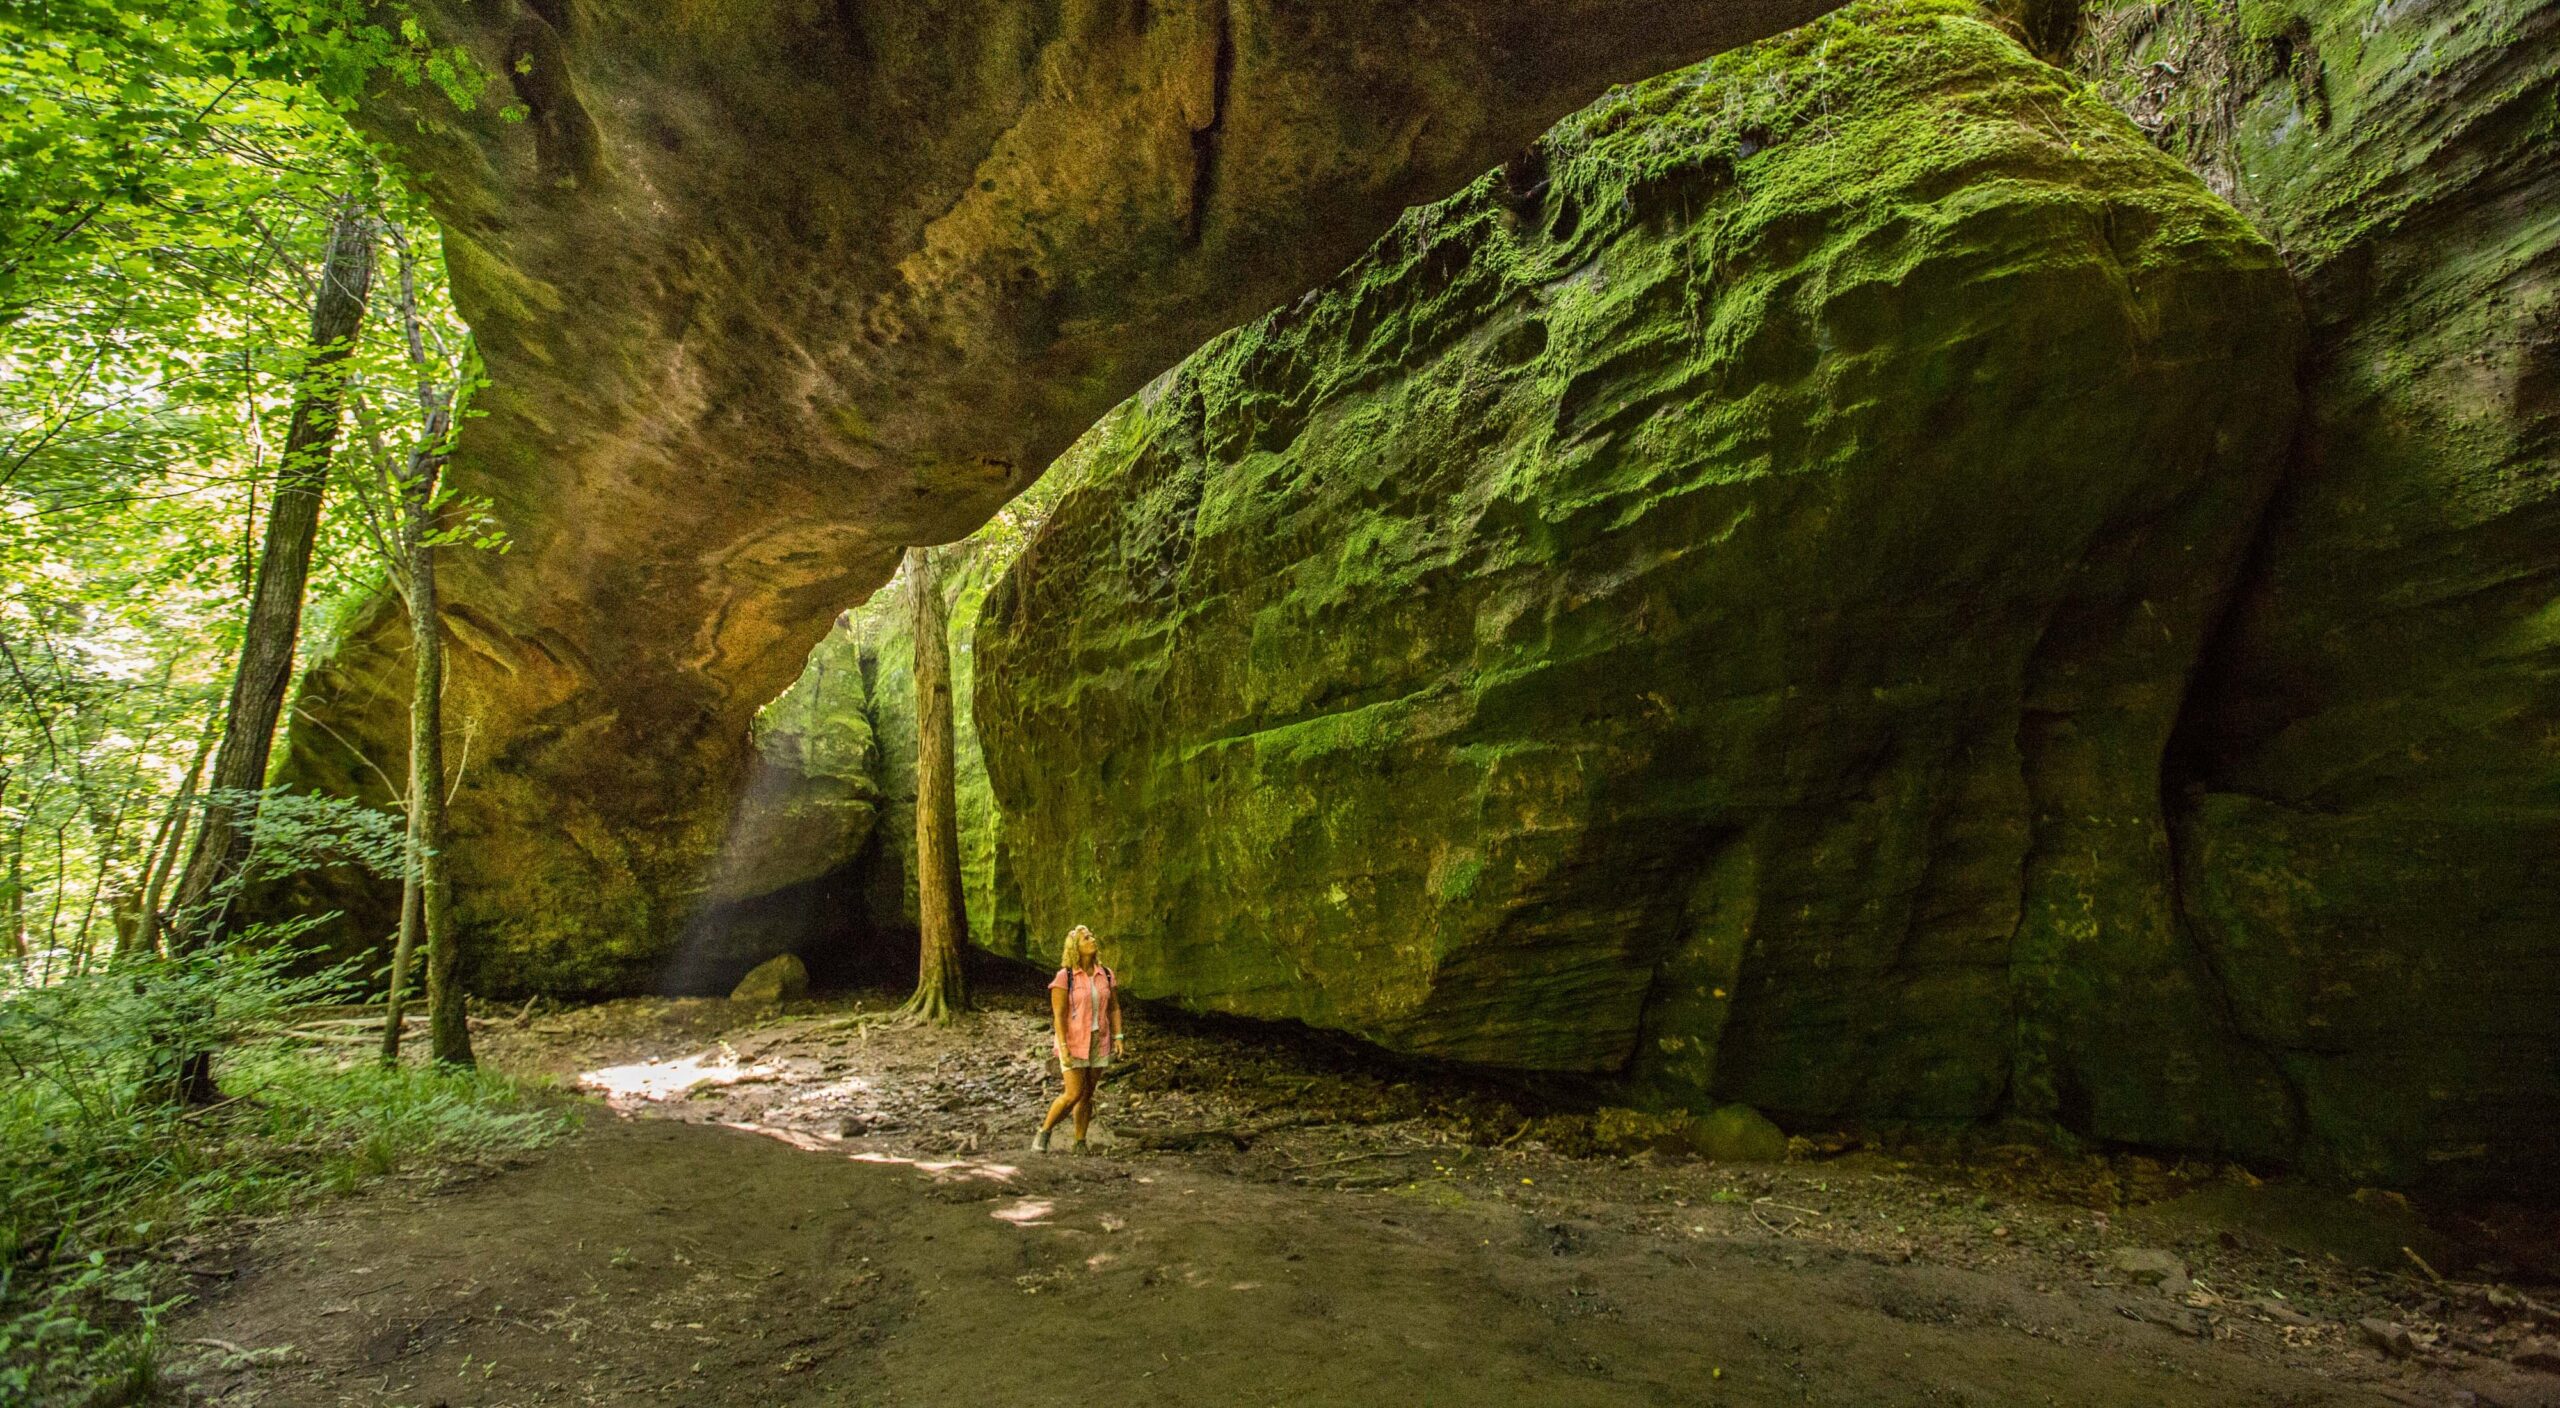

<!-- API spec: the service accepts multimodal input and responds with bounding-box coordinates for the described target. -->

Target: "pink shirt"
[1049,965,1121,1060]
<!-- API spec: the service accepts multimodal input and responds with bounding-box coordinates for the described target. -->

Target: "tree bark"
[905,546,969,1021]
[385,234,471,1067]
[381,430,452,1064]
[168,201,376,945]
[413,467,471,1066]
[2,779,20,960]
[160,199,373,1104]
[381,852,422,1062]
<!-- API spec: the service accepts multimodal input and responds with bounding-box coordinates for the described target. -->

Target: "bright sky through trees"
[0,0,495,976]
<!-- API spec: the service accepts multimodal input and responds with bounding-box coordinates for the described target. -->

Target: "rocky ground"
[168,984,2560,1406]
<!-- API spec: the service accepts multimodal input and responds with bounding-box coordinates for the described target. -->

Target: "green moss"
[1437,858,1486,903]
[977,3,2302,1131]
[2068,0,2560,1190]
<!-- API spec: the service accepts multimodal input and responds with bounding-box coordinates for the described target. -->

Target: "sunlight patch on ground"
[579,1050,775,1106]
[848,1149,1023,1183]
[711,1119,1032,1192]
[992,1198,1056,1226]
[719,1121,834,1152]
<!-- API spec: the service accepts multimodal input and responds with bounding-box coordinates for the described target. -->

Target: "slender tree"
[366,248,455,1059]
[363,228,473,1067]
[166,197,376,945]
[900,545,970,1022]
[150,197,373,1103]
[67,713,164,970]
[413,489,470,1063]
[132,719,218,959]
[1,777,19,960]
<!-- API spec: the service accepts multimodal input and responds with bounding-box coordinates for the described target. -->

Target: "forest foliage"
[2,2,551,1401]
[1,0,490,980]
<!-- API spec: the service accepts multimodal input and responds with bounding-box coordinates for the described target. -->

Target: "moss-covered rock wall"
[648,623,888,993]
[976,4,2312,1162]
[713,624,881,909]
[2059,0,2560,1188]
[700,430,1119,977]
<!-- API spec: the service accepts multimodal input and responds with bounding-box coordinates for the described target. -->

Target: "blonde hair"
[1060,925,1096,970]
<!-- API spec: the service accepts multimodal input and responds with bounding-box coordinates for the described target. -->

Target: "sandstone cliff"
[2060,0,2560,1192]
[271,0,1845,991]
[977,2,2311,1165]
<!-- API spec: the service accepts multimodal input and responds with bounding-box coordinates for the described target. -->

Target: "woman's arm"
[1108,984,1124,1048]
[1049,985,1068,1052]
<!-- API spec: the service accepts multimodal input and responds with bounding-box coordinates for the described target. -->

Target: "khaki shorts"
[1064,1054,1114,1071]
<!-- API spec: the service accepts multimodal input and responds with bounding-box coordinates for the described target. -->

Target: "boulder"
[2358,1319,2419,1360]
[2106,1248,2182,1277]
[729,953,810,1005]
[979,5,2300,1150]
[1684,1106,1789,1165]
[2067,0,2560,1193]
[2108,1248,2191,1296]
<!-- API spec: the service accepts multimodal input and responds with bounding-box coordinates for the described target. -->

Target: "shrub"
[0,946,568,1405]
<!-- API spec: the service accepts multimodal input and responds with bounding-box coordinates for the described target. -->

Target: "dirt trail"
[171,993,2560,1407]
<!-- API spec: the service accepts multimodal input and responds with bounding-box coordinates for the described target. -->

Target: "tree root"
[837,982,969,1030]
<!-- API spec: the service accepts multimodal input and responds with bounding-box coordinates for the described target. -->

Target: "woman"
[1034,925,1123,1154]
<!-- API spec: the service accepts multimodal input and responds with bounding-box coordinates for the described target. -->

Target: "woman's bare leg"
[1042,1069,1085,1134]
[1073,1068,1103,1143]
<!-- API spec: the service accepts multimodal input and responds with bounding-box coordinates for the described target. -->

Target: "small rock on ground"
[2360,1318,2419,1359]
[731,953,810,1004]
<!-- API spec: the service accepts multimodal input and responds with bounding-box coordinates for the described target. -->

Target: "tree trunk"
[374,232,473,1068]
[159,199,373,1104]
[168,200,375,946]
[70,764,146,972]
[413,470,471,1067]
[134,721,217,960]
[40,822,66,979]
[381,854,422,1062]
[2,783,21,961]
[905,546,969,1022]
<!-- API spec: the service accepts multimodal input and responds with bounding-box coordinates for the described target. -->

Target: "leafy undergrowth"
[0,952,572,1407]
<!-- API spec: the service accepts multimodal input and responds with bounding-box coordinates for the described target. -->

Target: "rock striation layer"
[2063,0,2560,1193]
[978,2,2306,1159]
[271,0,1846,991]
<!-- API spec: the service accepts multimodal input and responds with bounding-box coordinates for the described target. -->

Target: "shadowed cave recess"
[268,0,2559,1197]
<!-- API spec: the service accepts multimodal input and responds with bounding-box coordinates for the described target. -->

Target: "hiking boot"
[1031,1125,1052,1153]
[1071,1138,1090,1157]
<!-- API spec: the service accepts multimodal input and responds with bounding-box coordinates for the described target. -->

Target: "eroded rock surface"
[278,0,1842,989]
[977,6,2301,1154]
[2067,0,2560,1188]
